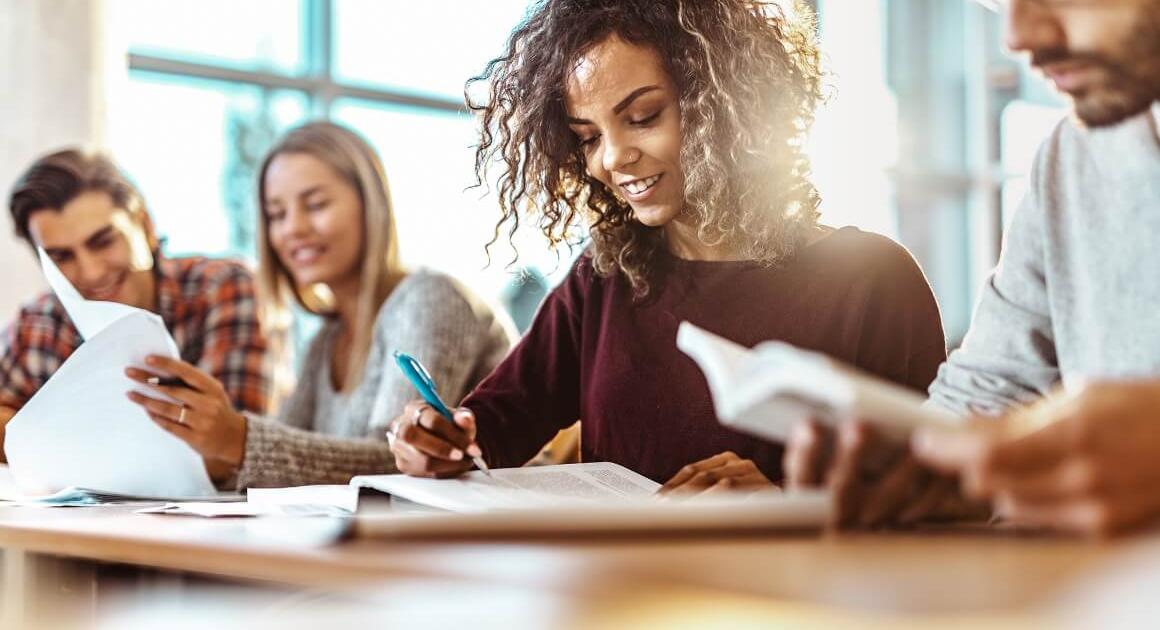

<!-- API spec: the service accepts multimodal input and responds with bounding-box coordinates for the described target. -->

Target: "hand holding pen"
[389,351,491,478]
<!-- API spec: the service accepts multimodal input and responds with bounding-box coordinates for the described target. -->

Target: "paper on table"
[137,501,349,518]
[2,254,212,497]
[676,322,959,441]
[352,462,660,513]
[247,485,360,513]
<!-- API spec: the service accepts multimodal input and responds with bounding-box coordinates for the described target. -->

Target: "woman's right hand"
[387,400,482,478]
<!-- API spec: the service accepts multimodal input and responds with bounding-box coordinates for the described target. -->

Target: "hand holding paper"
[3,252,214,497]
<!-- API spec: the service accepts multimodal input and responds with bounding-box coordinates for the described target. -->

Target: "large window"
[112,1,1022,341]
[108,0,536,309]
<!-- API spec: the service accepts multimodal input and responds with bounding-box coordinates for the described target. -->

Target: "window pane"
[810,0,899,239]
[114,0,306,75]
[333,0,531,99]
[331,99,563,304]
[108,72,309,260]
[999,100,1067,228]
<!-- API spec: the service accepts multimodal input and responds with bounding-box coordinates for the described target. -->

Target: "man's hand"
[914,380,1160,536]
[785,420,979,528]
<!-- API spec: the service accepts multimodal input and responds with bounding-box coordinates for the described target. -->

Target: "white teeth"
[623,174,660,195]
[292,246,323,263]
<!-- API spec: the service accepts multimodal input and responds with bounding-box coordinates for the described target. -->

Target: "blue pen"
[393,351,492,477]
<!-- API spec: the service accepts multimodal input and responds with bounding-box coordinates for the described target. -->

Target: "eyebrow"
[567,85,662,124]
[299,185,325,199]
[43,225,117,257]
[84,226,117,247]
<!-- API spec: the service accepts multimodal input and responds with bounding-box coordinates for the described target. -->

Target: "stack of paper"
[351,463,831,538]
[136,485,359,518]
[2,251,215,498]
[676,322,959,442]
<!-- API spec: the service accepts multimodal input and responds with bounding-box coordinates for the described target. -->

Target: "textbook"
[676,322,959,442]
[2,251,215,498]
[350,462,831,538]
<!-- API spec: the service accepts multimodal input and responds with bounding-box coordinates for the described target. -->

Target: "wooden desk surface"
[1,502,1151,621]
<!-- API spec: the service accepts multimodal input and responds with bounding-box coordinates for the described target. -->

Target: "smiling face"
[262,152,365,294]
[565,35,686,229]
[1005,0,1160,127]
[29,191,158,310]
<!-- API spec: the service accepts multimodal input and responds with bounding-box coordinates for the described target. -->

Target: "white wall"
[0,0,110,316]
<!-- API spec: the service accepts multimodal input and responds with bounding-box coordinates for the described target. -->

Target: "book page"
[677,321,958,442]
[352,462,660,513]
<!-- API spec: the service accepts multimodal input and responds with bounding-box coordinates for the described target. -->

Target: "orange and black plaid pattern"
[0,256,271,414]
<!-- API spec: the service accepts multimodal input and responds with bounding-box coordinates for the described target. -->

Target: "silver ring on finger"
[177,406,188,425]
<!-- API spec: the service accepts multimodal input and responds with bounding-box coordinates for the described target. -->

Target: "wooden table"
[2,502,1154,628]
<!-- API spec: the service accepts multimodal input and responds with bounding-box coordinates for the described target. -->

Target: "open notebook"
[350,462,830,538]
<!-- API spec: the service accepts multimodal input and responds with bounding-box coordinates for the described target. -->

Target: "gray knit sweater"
[929,103,1160,415]
[235,269,514,488]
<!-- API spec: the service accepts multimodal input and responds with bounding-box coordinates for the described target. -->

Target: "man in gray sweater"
[786,0,1160,534]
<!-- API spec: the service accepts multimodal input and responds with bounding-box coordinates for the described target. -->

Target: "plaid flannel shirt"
[0,255,271,414]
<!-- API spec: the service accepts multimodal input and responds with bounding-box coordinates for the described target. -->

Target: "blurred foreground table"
[1,502,1156,629]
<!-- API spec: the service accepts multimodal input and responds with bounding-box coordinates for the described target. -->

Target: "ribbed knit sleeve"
[234,270,513,489]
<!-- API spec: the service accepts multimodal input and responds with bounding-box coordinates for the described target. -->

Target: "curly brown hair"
[469,0,824,296]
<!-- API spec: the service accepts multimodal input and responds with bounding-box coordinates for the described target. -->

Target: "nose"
[1004,0,1065,55]
[280,204,311,238]
[74,249,106,285]
[601,131,641,174]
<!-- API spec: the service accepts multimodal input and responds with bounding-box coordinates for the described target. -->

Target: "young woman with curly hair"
[388,0,947,493]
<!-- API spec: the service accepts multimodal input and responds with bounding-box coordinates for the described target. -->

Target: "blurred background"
[0,0,1068,344]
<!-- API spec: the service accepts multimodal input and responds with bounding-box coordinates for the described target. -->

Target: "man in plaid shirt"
[0,149,272,460]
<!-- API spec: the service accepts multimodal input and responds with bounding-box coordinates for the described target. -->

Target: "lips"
[618,173,663,201]
[1040,62,1095,93]
[81,272,127,301]
[286,243,327,267]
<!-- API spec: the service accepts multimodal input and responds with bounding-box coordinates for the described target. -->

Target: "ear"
[136,207,160,252]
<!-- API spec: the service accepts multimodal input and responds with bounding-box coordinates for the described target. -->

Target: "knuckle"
[1086,501,1116,535]
[1070,459,1101,493]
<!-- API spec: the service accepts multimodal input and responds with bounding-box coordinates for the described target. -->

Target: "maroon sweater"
[464,227,947,483]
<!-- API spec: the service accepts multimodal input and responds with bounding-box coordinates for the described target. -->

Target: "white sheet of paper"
[247,485,360,513]
[37,248,175,352]
[676,322,958,441]
[3,253,212,497]
[352,462,660,513]
[4,312,215,497]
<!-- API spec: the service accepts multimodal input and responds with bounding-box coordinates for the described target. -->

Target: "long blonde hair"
[256,121,403,391]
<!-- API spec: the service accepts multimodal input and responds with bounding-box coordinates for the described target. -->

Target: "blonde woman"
[126,121,514,488]
[388,0,947,492]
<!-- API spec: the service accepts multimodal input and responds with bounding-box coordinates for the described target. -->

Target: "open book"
[2,251,215,498]
[350,462,830,538]
[676,322,959,442]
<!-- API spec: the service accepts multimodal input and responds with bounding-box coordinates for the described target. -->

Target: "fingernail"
[449,448,464,461]
[466,444,482,458]
[146,356,159,366]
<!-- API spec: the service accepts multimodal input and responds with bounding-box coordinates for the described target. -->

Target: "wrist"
[223,411,248,468]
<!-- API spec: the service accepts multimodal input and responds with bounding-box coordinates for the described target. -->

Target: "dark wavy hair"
[469,0,824,296]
